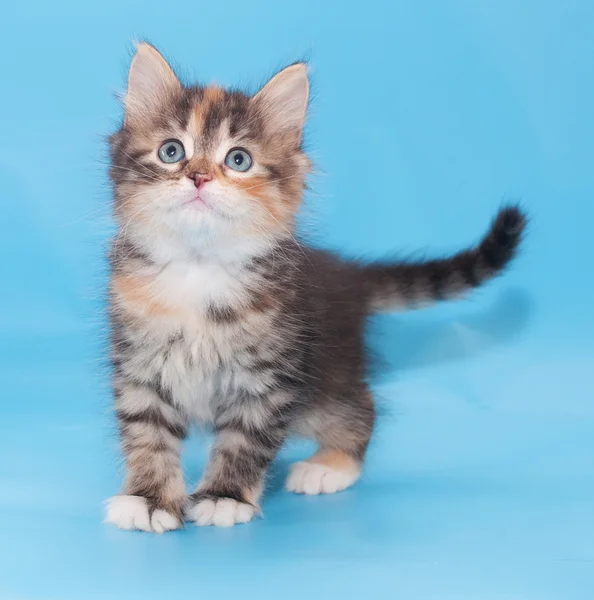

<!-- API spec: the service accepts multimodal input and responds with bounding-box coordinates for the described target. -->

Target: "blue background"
[1,1,593,598]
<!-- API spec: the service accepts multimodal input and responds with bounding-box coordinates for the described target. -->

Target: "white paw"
[150,508,181,533]
[104,495,181,533]
[187,497,256,527]
[285,461,360,495]
[105,495,151,531]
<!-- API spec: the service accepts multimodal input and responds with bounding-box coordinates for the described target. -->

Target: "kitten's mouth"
[185,195,209,209]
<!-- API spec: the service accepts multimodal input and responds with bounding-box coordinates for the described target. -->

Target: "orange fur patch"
[112,273,175,319]
[308,449,361,474]
[193,86,225,136]
[233,175,272,203]
[231,174,298,230]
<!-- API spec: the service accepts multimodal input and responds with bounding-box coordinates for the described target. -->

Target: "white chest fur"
[154,259,248,309]
[124,257,268,423]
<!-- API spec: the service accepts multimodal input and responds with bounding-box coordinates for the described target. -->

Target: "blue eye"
[225,148,252,172]
[158,139,185,163]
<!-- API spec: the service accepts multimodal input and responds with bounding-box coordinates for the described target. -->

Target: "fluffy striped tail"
[363,206,527,312]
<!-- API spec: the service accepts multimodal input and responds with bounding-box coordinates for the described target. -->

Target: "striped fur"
[364,207,526,311]
[105,44,526,531]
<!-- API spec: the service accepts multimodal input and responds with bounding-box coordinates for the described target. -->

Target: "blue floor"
[1,1,593,598]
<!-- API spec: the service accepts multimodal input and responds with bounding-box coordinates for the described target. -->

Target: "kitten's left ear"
[252,63,309,145]
[125,43,181,126]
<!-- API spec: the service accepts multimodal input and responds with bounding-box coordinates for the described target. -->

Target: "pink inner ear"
[253,64,309,141]
[125,44,181,125]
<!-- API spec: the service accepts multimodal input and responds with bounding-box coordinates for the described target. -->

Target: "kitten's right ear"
[124,43,181,126]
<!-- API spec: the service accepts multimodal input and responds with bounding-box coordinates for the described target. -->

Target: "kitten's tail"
[362,206,527,312]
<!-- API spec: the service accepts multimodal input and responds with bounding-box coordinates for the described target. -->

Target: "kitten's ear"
[252,63,309,144]
[124,43,181,126]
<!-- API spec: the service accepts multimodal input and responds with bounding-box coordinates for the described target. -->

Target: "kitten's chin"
[175,206,217,230]
[164,202,236,243]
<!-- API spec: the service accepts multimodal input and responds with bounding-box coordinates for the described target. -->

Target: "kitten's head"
[110,43,310,258]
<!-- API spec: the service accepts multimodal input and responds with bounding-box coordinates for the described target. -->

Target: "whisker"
[109,164,164,184]
[112,192,169,261]
[239,174,304,193]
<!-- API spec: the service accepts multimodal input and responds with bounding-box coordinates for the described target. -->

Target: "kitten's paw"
[104,495,182,533]
[286,461,360,495]
[150,508,182,533]
[105,495,151,531]
[187,497,256,527]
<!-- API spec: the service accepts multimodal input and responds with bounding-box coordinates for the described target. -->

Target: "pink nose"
[187,172,213,189]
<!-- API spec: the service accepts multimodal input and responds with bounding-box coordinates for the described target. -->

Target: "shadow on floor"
[367,287,533,384]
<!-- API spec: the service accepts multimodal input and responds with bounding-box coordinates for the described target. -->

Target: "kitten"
[105,43,526,531]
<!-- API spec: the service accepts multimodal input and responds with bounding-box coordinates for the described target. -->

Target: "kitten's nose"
[187,172,213,189]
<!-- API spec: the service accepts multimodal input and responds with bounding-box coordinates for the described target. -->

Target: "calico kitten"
[105,43,526,531]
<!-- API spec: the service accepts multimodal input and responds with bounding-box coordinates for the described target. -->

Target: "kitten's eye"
[225,148,252,172]
[158,140,185,163]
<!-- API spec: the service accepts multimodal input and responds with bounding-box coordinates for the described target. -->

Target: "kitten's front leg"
[187,391,291,527]
[105,382,187,533]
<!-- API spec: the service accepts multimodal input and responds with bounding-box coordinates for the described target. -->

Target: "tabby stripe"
[116,407,187,439]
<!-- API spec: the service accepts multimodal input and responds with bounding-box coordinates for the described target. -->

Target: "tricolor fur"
[105,43,526,531]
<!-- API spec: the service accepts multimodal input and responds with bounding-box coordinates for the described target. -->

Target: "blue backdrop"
[1,1,593,598]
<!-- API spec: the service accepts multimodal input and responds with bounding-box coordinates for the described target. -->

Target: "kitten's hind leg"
[286,385,374,495]
[286,449,362,495]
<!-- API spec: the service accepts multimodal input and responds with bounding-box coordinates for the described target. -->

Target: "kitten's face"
[110,44,310,256]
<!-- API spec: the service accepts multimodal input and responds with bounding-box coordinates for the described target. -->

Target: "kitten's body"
[105,44,525,531]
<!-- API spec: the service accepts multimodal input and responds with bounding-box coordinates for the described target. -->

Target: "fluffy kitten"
[105,43,526,531]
